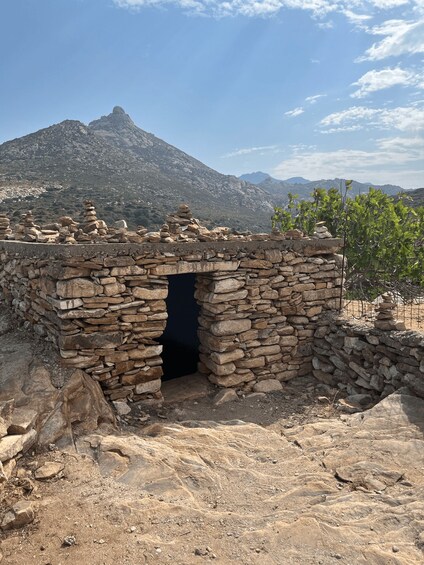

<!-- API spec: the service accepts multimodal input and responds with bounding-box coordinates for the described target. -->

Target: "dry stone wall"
[313,318,424,399]
[0,239,343,401]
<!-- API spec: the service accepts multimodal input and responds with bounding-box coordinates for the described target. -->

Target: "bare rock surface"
[0,310,115,448]
[1,387,422,564]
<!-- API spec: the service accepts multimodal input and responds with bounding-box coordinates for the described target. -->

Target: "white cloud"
[113,0,337,18]
[371,0,409,8]
[320,104,424,132]
[113,0,424,24]
[285,107,304,117]
[351,67,423,98]
[305,94,327,104]
[114,1,422,19]
[321,106,380,127]
[222,144,279,158]
[342,10,372,25]
[360,19,424,61]
[321,125,363,133]
[272,136,424,188]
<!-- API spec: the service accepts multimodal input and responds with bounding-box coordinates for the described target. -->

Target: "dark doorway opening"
[158,273,201,381]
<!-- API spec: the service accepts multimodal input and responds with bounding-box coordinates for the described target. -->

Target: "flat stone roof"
[0,238,343,260]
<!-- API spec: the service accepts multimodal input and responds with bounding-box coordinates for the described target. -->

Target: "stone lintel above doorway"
[150,260,240,276]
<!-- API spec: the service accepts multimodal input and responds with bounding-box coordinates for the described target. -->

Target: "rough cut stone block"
[47,297,84,310]
[211,278,245,293]
[104,256,135,267]
[62,355,100,368]
[251,345,281,357]
[201,356,236,376]
[206,289,248,304]
[135,379,161,395]
[240,259,273,269]
[110,266,146,276]
[210,349,245,365]
[209,372,254,387]
[264,249,282,263]
[236,357,265,369]
[121,366,163,385]
[280,336,298,347]
[57,278,103,299]
[103,283,126,296]
[128,345,163,360]
[210,319,251,336]
[59,332,123,350]
[133,287,168,300]
[58,308,106,319]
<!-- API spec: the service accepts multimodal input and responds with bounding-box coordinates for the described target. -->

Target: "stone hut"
[0,205,344,403]
[0,238,342,403]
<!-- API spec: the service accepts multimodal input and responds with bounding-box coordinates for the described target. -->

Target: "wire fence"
[340,271,424,331]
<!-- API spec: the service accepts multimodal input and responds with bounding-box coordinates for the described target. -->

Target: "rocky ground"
[0,313,423,565]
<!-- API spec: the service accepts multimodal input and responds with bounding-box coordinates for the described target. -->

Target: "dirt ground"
[1,376,424,565]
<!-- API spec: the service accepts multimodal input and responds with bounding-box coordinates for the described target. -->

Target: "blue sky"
[1,0,423,188]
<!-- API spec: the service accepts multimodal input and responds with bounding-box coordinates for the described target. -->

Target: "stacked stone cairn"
[15,212,41,242]
[313,221,333,239]
[283,229,304,240]
[159,224,173,243]
[1,201,315,245]
[58,216,79,244]
[76,201,109,242]
[166,204,192,235]
[0,214,12,240]
[374,293,406,331]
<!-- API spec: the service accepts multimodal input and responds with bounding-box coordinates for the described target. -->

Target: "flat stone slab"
[162,374,213,404]
[0,430,37,462]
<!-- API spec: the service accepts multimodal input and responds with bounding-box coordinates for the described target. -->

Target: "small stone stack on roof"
[159,224,172,243]
[0,213,12,240]
[77,201,108,242]
[313,221,333,239]
[15,211,41,242]
[58,216,79,244]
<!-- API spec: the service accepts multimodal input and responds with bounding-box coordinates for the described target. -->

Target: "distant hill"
[249,175,404,203]
[284,177,310,185]
[402,187,424,208]
[0,107,273,230]
[239,171,271,185]
[239,173,310,186]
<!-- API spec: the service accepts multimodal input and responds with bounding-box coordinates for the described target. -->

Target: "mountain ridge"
[239,171,405,202]
[0,108,273,230]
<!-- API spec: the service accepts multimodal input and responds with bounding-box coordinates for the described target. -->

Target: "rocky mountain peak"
[89,106,135,132]
[0,108,273,231]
